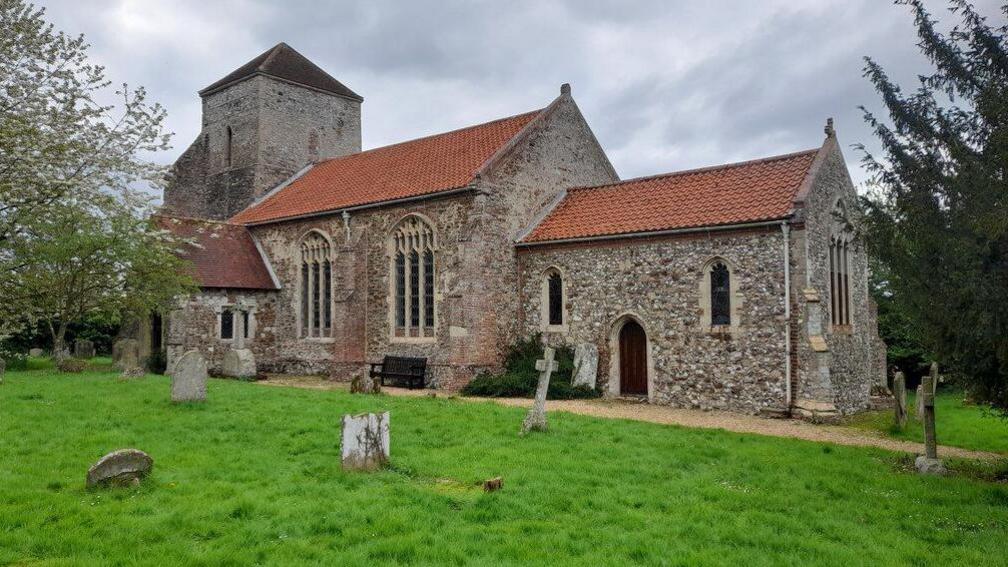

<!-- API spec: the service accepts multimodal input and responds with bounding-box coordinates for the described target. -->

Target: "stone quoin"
[125,42,885,417]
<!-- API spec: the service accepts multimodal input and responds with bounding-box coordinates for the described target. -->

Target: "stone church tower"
[163,43,363,220]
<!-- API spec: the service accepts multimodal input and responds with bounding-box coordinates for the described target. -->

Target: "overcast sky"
[38,0,1006,196]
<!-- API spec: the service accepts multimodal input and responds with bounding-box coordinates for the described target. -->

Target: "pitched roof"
[230,108,545,225]
[522,148,822,244]
[199,42,362,101]
[154,215,278,290]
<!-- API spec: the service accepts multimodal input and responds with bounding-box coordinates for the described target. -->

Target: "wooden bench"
[369,356,427,389]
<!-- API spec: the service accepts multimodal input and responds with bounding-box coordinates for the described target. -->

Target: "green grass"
[847,391,1008,454]
[2,367,1007,566]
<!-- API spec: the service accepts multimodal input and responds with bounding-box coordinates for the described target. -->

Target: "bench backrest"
[382,356,427,376]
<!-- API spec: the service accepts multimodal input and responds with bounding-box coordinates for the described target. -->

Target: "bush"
[462,335,600,400]
[2,352,29,371]
[56,358,87,373]
[146,349,168,374]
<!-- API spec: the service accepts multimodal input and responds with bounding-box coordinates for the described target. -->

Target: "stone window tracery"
[391,216,437,339]
[300,232,332,338]
[829,201,853,328]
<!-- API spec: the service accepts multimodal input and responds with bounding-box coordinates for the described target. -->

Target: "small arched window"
[710,262,731,326]
[225,126,233,168]
[300,232,332,338]
[391,216,437,339]
[548,272,563,326]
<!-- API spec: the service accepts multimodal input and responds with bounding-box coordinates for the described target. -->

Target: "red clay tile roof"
[230,108,544,225]
[154,215,278,290]
[522,148,822,243]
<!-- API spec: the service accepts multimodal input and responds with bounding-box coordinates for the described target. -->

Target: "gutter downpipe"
[782,221,792,414]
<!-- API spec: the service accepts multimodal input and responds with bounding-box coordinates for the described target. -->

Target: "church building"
[155,43,886,418]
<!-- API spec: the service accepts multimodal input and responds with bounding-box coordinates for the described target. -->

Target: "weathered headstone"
[222,349,256,379]
[86,448,153,488]
[113,339,140,371]
[521,347,557,435]
[73,338,95,359]
[171,350,207,402]
[350,373,381,394]
[572,343,599,389]
[893,371,907,429]
[915,384,925,422]
[28,348,44,357]
[483,476,503,492]
[915,371,946,475]
[340,412,390,471]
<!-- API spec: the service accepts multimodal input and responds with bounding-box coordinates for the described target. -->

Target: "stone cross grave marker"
[341,412,390,471]
[893,371,907,429]
[522,347,557,434]
[915,369,946,475]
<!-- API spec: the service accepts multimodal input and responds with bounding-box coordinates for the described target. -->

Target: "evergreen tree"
[860,1,1008,410]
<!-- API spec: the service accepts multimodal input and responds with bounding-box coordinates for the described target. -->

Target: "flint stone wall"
[518,228,789,414]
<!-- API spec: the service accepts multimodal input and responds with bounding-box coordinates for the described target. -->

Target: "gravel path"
[258,376,1002,460]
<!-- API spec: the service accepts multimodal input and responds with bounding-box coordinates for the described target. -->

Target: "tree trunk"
[51,322,68,361]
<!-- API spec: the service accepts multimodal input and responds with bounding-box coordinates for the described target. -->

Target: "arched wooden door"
[619,320,648,396]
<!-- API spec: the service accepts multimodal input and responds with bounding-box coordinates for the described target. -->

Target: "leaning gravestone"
[892,371,907,429]
[572,343,599,389]
[522,347,557,435]
[74,338,95,359]
[86,448,153,488]
[341,412,390,471]
[171,350,207,403]
[28,348,44,357]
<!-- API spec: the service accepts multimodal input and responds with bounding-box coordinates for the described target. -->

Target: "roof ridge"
[153,213,241,227]
[259,43,284,71]
[315,107,545,166]
[567,147,821,194]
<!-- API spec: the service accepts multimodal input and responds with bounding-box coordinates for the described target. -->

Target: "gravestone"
[915,384,925,422]
[0,358,5,384]
[86,448,153,488]
[74,338,95,359]
[28,348,44,357]
[113,339,140,371]
[222,349,256,379]
[350,373,381,394]
[892,371,907,429]
[340,412,390,471]
[171,350,207,402]
[521,347,557,435]
[915,371,946,475]
[572,343,599,389]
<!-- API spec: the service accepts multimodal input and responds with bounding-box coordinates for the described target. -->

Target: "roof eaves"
[518,218,789,247]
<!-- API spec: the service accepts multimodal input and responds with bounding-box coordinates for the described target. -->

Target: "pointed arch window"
[710,262,731,326]
[391,216,437,339]
[830,236,851,327]
[300,232,332,338]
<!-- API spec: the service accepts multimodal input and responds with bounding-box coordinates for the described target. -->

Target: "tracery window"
[391,216,437,338]
[830,236,851,327]
[300,232,332,338]
[710,262,731,326]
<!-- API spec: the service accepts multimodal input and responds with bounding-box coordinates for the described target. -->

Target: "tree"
[859,1,1008,411]
[0,0,174,340]
[0,1,195,352]
[10,195,195,357]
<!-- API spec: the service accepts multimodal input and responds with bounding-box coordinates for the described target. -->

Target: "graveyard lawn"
[2,369,1008,566]
[848,391,1008,455]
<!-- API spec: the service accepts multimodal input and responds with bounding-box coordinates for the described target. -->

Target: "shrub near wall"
[462,335,599,399]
